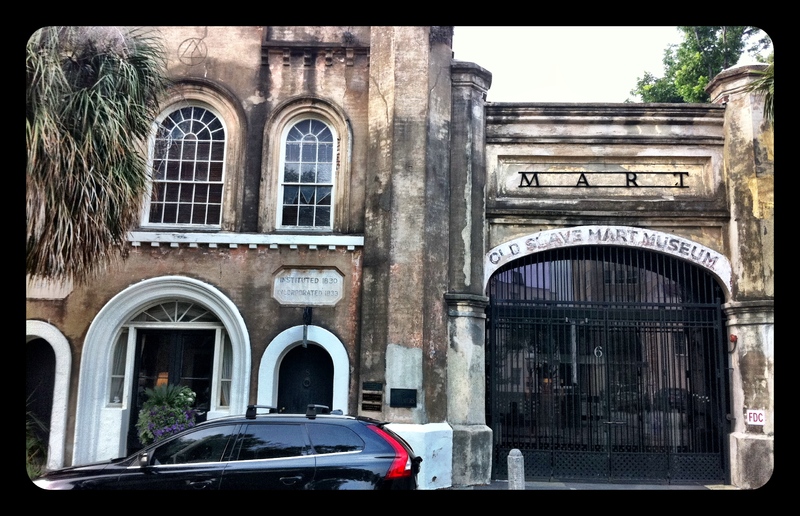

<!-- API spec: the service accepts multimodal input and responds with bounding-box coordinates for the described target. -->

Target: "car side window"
[307,424,364,454]
[150,424,237,465]
[235,423,309,460]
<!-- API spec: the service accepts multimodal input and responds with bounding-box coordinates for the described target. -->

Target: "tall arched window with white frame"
[278,118,336,229]
[145,106,227,227]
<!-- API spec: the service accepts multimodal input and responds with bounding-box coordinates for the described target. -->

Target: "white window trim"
[260,97,352,233]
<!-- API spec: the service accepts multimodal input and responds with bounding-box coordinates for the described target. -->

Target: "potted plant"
[135,384,197,446]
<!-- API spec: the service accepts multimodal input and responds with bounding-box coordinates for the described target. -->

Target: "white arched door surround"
[26,320,71,470]
[257,325,349,413]
[72,276,250,465]
[484,225,733,300]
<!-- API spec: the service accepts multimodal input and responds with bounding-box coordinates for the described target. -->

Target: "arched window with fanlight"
[144,105,227,228]
[278,118,336,229]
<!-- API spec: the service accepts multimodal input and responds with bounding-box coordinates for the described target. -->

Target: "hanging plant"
[135,384,197,446]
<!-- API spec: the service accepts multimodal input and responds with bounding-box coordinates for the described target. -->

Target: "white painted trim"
[484,225,733,298]
[128,231,363,248]
[257,325,349,413]
[26,321,71,470]
[73,276,250,465]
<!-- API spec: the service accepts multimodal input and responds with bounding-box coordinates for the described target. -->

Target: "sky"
[451,26,765,103]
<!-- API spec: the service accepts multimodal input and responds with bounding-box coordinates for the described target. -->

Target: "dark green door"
[277,344,333,414]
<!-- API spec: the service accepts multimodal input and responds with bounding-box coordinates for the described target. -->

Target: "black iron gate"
[486,246,729,484]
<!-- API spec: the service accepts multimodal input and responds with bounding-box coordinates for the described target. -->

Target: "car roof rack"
[246,405,276,419]
[306,404,334,418]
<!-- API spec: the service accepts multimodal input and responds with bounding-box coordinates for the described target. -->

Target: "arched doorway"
[277,344,334,413]
[486,243,730,484]
[73,276,250,465]
[258,325,349,414]
[25,321,71,470]
[26,338,54,475]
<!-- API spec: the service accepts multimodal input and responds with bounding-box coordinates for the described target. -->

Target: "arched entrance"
[25,321,71,470]
[485,230,732,484]
[258,325,349,414]
[73,276,250,465]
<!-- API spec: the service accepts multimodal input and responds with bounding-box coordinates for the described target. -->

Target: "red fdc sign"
[746,410,766,426]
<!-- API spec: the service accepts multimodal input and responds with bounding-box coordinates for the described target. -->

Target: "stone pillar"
[707,65,774,489]
[446,61,493,487]
[360,27,456,489]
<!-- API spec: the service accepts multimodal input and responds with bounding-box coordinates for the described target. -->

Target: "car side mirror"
[137,451,150,468]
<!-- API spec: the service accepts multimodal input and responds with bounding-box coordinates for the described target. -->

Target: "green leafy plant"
[135,384,197,446]
[26,407,48,480]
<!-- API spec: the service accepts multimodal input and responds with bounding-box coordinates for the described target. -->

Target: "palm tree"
[745,58,774,126]
[26,27,170,284]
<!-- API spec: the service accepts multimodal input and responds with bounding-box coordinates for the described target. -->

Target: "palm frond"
[26,26,171,283]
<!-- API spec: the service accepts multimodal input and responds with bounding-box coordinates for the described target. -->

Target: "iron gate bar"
[487,245,728,484]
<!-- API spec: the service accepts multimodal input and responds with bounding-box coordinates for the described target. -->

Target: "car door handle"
[280,475,303,486]
[187,479,215,490]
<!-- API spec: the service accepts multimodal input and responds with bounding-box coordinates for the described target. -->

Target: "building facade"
[26,26,773,489]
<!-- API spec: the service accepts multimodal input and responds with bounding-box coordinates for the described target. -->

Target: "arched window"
[278,118,336,229]
[145,106,227,227]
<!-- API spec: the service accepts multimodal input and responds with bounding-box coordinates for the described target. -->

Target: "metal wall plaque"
[390,388,417,408]
[273,268,344,306]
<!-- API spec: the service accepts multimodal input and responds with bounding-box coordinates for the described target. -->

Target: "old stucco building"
[26,26,773,489]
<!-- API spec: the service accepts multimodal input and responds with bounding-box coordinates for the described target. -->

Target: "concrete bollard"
[507,448,525,490]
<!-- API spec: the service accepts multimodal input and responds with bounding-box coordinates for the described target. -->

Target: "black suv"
[33,405,421,490]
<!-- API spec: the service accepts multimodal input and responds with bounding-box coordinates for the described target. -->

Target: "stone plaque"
[273,268,344,306]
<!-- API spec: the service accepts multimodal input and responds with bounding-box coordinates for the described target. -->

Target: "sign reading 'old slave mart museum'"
[273,268,344,306]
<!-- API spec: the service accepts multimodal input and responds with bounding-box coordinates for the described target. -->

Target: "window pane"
[163,203,178,222]
[301,143,316,162]
[300,186,315,205]
[318,142,333,163]
[166,160,181,181]
[282,206,298,225]
[151,425,237,465]
[208,185,223,203]
[285,142,300,162]
[283,186,299,204]
[181,140,197,160]
[179,161,193,181]
[307,424,364,454]
[317,163,332,183]
[209,162,223,182]
[284,165,299,183]
[177,203,192,223]
[206,205,221,225]
[109,331,128,404]
[191,205,206,224]
[298,206,314,226]
[180,185,194,203]
[236,424,308,460]
[317,187,331,205]
[315,206,330,227]
[219,334,232,408]
[196,142,210,161]
[152,160,166,180]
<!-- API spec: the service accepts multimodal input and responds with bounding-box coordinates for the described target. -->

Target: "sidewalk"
[445,479,738,490]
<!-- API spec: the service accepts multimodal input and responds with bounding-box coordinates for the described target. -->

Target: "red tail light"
[368,425,412,479]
